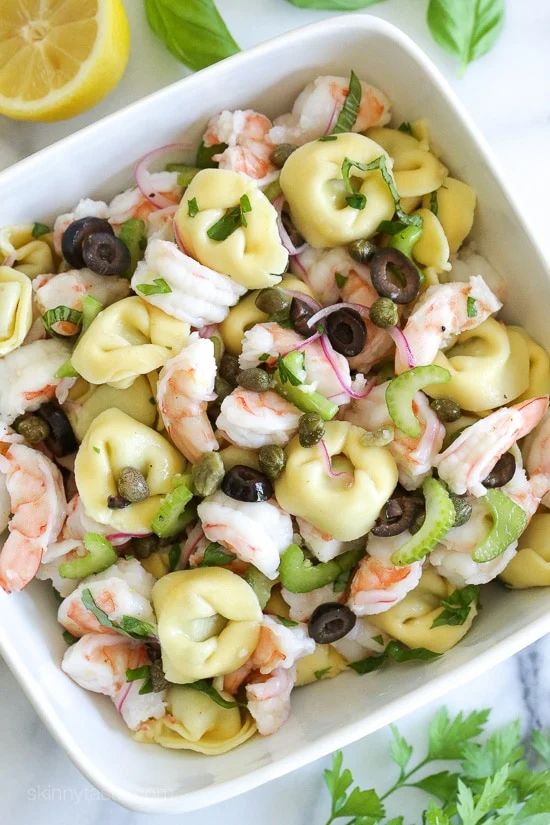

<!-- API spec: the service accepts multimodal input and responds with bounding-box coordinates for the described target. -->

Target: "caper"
[369,297,398,329]
[255,287,290,316]
[130,534,159,559]
[258,444,286,480]
[214,375,233,403]
[270,143,297,168]
[192,451,225,497]
[348,238,376,264]
[14,414,50,444]
[237,367,272,392]
[430,398,462,423]
[219,353,240,386]
[449,493,472,527]
[298,412,325,448]
[117,466,150,503]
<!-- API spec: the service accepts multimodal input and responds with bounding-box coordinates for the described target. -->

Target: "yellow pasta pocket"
[510,326,550,401]
[426,318,530,412]
[279,133,396,248]
[134,685,256,754]
[0,266,32,356]
[423,177,476,254]
[370,568,477,654]
[75,408,185,533]
[71,296,189,389]
[175,169,288,290]
[367,127,447,198]
[65,375,157,442]
[152,568,262,683]
[500,513,550,588]
[275,420,398,541]
[295,644,348,687]
[0,224,55,278]
[411,208,450,271]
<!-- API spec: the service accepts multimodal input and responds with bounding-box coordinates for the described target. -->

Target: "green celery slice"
[471,490,528,563]
[59,533,116,579]
[391,477,455,566]
[151,475,194,538]
[117,218,147,278]
[244,567,273,609]
[389,223,423,259]
[274,351,338,421]
[386,365,451,438]
[279,543,364,593]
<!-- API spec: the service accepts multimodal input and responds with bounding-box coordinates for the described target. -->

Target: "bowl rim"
[1,11,549,814]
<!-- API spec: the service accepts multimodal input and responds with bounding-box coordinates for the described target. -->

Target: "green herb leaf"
[378,219,409,235]
[346,192,367,210]
[258,352,270,362]
[144,0,239,71]
[430,189,439,217]
[136,278,172,296]
[467,296,477,317]
[332,70,362,134]
[456,767,510,825]
[188,196,199,217]
[206,195,252,241]
[412,771,459,802]
[239,193,252,227]
[117,218,147,277]
[275,615,299,628]
[532,731,550,768]
[428,707,490,760]
[319,135,338,142]
[341,155,422,228]
[427,0,505,74]
[432,584,479,628]
[198,542,236,567]
[187,679,241,709]
[42,305,82,336]
[32,222,50,238]
[168,543,181,572]
[196,141,227,168]
[461,721,523,779]
[386,641,441,663]
[126,665,151,682]
[81,589,157,640]
[286,0,384,8]
[314,667,331,680]
[276,352,305,386]
[337,786,385,819]
[349,654,387,675]
[424,804,451,825]
[62,630,78,646]
[335,272,348,289]
[389,724,413,771]
[398,121,413,135]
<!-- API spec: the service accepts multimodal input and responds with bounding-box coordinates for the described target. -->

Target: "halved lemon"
[0,0,130,121]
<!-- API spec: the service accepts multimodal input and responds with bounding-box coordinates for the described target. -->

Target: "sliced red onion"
[116,680,134,714]
[273,195,308,256]
[318,439,353,483]
[282,289,321,312]
[106,531,152,544]
[387,326,416,369]
[286,330,322,353]
[324,101,340,136]
[291,254,312,287]
[134,143,190,210]
[320,335,375,400]
[307,301,370,330]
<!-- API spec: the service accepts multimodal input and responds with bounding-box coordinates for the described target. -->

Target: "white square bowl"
[1,13,549,814]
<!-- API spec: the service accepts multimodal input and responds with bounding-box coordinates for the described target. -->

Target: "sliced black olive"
[483,452,516,488]
[62,217,114,268]
[36,403,78,457]
[371,494,423,537]
[289,297,315,337]
[82,232,131,276]
[326,308,367,357]
[107,495,130,509]
[308,603,356,644]
[221,464,273,502]
[370,247,421,304]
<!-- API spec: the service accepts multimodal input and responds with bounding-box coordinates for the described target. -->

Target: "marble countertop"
[1,1,549,822]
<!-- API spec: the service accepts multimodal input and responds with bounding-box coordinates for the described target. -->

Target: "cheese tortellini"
[370,568,478,654]
[425,318,530,412]
[71,296,188,389]
[175,169,288,289]
[0,224,55,278]
[411,208,450,272]
[295,644,348,687]
[75,408,185,532]
[275,420,398,541]
[279,133,396,248]
[500,513,550,588]
[423,177,476,255]
[0,266,32,356]
[367,127,447,198]
[152,568,262,683]
[510,327,550,401]
[134,685,256,754]
[65,375,157,442]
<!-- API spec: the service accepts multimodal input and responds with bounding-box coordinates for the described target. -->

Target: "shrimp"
[297,517,364,563]
[33,269,130,335]
[450,246,507,303]
[197,490,293,579]
[57,558,156,637]
[203,110,278,187]
[246,666,296,736]
[348,533,423,616]
[342,271,395,372]
[156,332,219,463]
[281,583,342,622]
[108,172,181,226]
[61,632,166,731]
[435,396,549,497]
[331,617,388,663]
[524,411,550,508]
[216,388,301,449]
[132,239,246,328]
[0,444,66,592]
[269,75,391,146]
[53,198,110,257]
[342,381,445,490]
[395,275,502,373]
[0,338,71,424]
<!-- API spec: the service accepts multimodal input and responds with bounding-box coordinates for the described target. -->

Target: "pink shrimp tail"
[514,396,549,438]
[0,534,43,593]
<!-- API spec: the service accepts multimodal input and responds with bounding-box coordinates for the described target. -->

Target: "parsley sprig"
[322,707,550,824]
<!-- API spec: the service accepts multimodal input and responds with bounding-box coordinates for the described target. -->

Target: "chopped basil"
[81,588,157,640]
[346,193,367,211]
[275,615,299,628]
[431,584,479,628]
[398,121,413,135]
[341,155,423,228]
[350,641,440,674]
[429,189,439,217]
[32,222,50,238]
[314,667,331,680]
[206,194,252,241]
[196,140,227,169]
[62,630,79,646]
[198,542,236,567]
[126,665,154,695]
[319,135,338,142]
[188,197,199,217]
[467,296,477,318]
[136,278,172,296]
[42,305,82,337]
[258,352,270,362]
[335,272,348,289]
[332,70,362,134]
[377,219,409,235]
[187,679,243,709]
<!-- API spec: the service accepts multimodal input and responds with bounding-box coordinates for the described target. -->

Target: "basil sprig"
[331,70,362,134]
[207,195,252,241]
[198,542,236,567]
[42,305,83,337]
[32,222,50,238]
[126,665,154,695]
[144,0,239,71]
[81,588,157,640]
[350,640,440,674]
[432,584,479,628]
[136,278,172,296]
[341,155,423,227]
[427,0,505,74]
[187,679,244,709]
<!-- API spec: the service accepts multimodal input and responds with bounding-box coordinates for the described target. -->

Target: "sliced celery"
[471,490,528,563]
[274,351,338,421]
[117,218,147,278]
[59,533,116,579]
[386,365,450,438]
[390,478,455,566]
[151,475,194,538]
[279,543,364,593]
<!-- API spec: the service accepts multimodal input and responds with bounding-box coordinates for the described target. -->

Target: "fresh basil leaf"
[314,667,331,680]
[196,141,227,168]
[385,641,440,663]
[377,219,409,235]
[341,155,422,228]
[187,196,199,217]
[62,630,79,646]
[81,588,117,631]
[144,0,239,71]
[427,0,505,73]
[432,584,479,628]
[42,305,82,337]
[239,193,252,227]
[349,654,386,675]
[398,121,413,135]
[275,615,299,628]
[32,221,50,238]
[286,0,385,9]
[187,679,241,709]
[319,135,338,142]
[332,70,362,134]
[430,189,439,217]
[118,616,157,639]
[207,195,252,241]
[258,352,270,362]
[126,665,151,682]
[199,542,236,567]
[428,707,490,760]
[346,192,367,210]
[136,278,172,296]
[467,296,477,318]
